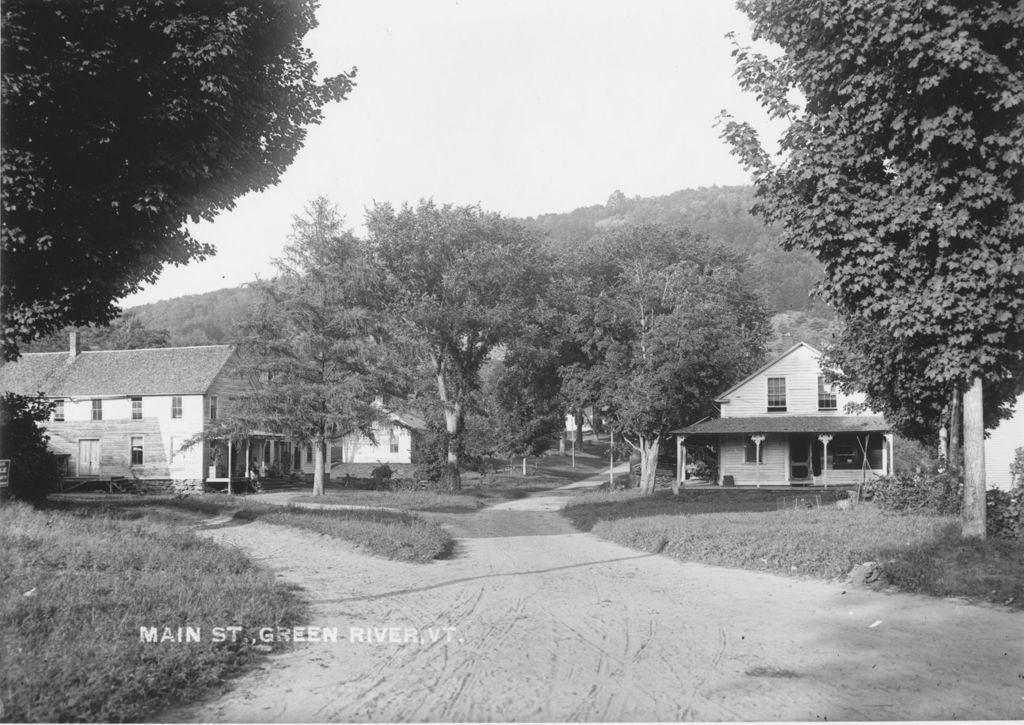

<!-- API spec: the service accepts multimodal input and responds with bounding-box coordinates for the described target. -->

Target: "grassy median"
[166,495,454,562]
[0,502,306,723]
[564,490,1024,608]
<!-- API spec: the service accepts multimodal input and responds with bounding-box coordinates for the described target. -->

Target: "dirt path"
[164,474,1023,722]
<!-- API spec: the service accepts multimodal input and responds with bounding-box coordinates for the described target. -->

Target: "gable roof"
[714,341,822,403]
[0,345,236,397]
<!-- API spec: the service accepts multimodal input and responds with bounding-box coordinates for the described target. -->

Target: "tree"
[367,201,550,490]
[721,0,1024,536]
[560,223,771,494]
[1,0,356,359]
[230,198,387,496]
[0,393,61,503]
[485,343,567,473]
[822,317,1023,457]
[24,311,171,353]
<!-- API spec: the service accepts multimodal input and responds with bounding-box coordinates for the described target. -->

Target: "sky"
[121,0,780,307]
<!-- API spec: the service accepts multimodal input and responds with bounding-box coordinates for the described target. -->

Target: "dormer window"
[766,377,786,412]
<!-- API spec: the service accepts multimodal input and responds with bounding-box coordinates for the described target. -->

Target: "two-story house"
[0,334,318,491]
[676,342,892,487]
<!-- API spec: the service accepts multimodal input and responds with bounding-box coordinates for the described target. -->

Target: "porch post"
[885,433,895,475]
[227,440,233,495]
[751,435,765,488]
[818,434,832,487]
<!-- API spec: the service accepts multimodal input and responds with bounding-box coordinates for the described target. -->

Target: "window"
[131,397,143,420]
[53,400,65,422]
[209,396,217,420]
[130,436,144,466]
[830,434,884,470]
[766,377,786,412]
[817,377,837,410]
[389,427,400,454]
[91,398,102,421]
[306,445,313,463]
[171,396,182,419]
[744,437,764,463]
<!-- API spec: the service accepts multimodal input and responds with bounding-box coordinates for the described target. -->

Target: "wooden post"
[571,438,575,468]
[886,433,894,475]
[227,441,233,495]
[818,434,832,487]
[751,435,765,488]
[609,428,614,488]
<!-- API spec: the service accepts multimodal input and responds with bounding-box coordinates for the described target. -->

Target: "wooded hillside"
[25,185,835,352]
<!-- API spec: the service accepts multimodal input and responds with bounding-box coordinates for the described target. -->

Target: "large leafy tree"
[367,201,550,490]
[1,0,355,359]
[229,199,387,496]
[561,223,771,494]
[721,0,1024,536]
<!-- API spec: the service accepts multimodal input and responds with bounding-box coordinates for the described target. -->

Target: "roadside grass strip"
[564,492,1024,608]
[290,489,484,513]
[0,502,306,723]
[168,495,453,562]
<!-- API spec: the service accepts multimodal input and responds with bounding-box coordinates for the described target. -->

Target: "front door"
[789,435,811,480]
[78,439,101,476]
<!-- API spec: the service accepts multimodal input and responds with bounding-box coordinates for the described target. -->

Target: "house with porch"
[0,334,323,491]
[675,342,892,487]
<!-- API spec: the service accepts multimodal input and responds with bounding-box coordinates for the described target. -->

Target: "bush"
[862,471,962,514]
[0,393,62,503]
[986,485,1024,540]
[1010,446,1024,487]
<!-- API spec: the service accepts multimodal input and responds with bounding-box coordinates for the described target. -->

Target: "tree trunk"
[313,437,326,496]
[949,386,962,473]
[638,436,661,495]
[522,457,527,476]
[435,361,462,491]
[574,411,584,447]
[961,376,986,538]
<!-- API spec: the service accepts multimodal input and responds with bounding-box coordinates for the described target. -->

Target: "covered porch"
[204,431,307,493]
[672,415,892,488]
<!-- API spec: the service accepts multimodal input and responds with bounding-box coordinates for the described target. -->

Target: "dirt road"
[165,481,1023,722]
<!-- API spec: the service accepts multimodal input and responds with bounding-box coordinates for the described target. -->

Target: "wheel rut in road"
[162,484,1024,723]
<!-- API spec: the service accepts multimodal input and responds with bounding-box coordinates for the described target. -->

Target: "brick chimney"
[69,331,80,358]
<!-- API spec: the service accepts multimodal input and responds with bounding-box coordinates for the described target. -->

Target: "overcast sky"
[122,0,779,307]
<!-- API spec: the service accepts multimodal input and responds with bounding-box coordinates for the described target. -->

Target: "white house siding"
[335,423,413,465]
[985,393,1023,490]
[720,344,865,418]
[718,434,788,485]
[44,393,206,480]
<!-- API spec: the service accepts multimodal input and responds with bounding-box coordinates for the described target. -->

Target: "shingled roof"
[675,415,889,436]
[0,346,236,397]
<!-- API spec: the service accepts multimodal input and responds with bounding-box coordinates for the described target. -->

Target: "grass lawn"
[564,490,1024,609]
[0,502,306,723]
[159,495,454,563]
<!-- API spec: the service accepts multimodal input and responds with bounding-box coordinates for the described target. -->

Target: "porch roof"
[674,415,889,436]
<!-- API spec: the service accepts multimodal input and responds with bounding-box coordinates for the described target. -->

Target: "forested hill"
[24,185,834,353]
[127,285,261,347]
[524,185,828,314]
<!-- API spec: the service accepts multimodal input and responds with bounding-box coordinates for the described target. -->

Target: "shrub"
[986,485,1024,540]
[1010,446,1024,487]
[862,471,962,514]
[0,393,61,503]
